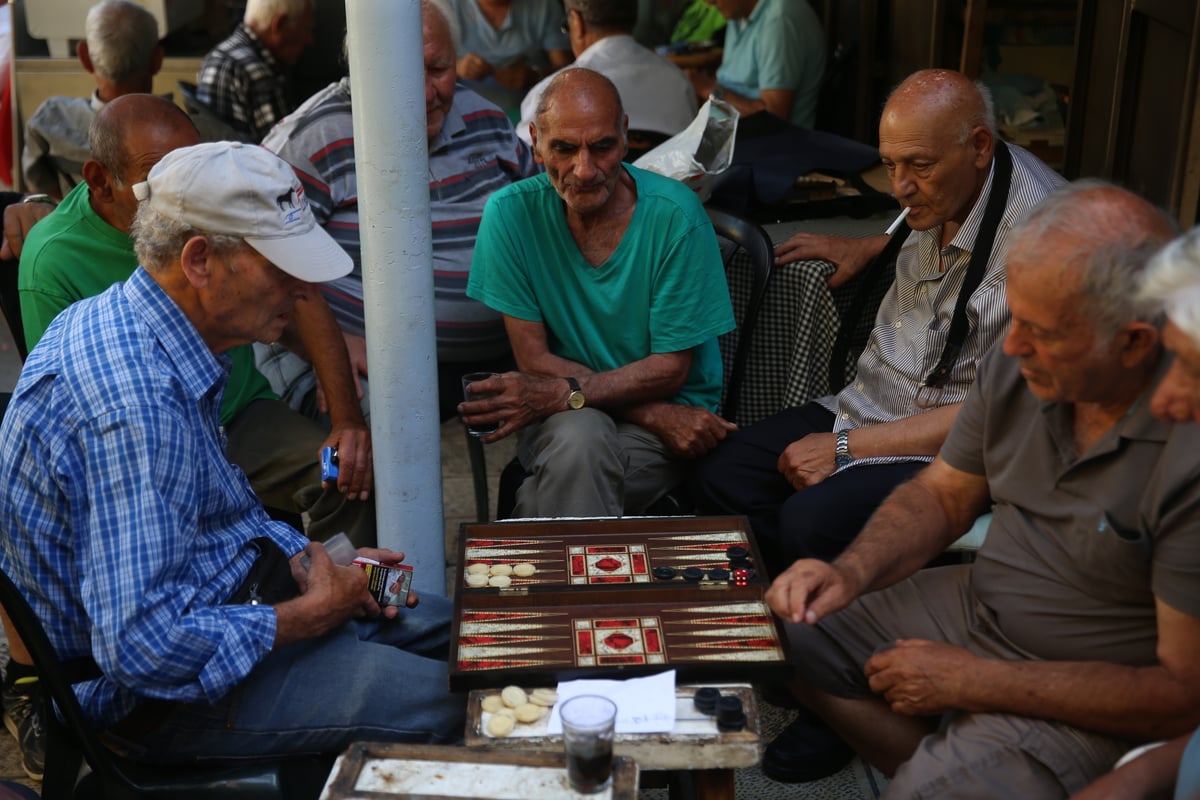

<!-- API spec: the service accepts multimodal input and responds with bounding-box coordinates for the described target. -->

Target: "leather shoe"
[762,712,855,783]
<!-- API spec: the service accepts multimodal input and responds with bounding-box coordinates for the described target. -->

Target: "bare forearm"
[517,351,689,411]
[290,296,364,426]
[835,476,965,592]
[848,404,962,459]
[966,660,1200,741]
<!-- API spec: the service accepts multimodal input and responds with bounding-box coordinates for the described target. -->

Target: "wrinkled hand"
[457,372,565,443]
[684,67,718,101]
[864,639,983,716]
[765,558,860,625]
[778,433,837,490]
[297,540,379,621]
[774,233,884,288]
[321,421,373,500]
[640,404,736,458]
[355,547,419,617]
[1,201,53,260]
[457,52,493,81]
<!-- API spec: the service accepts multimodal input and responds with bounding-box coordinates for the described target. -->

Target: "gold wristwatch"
[565,377,586,410]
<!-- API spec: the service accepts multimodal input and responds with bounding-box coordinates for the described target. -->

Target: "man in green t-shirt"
[19,94,375,546]
[463,68,735,517]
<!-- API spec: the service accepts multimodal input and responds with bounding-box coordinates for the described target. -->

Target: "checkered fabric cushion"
[721,248,892,428]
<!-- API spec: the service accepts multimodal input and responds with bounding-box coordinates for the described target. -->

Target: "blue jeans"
[109,595,465,762]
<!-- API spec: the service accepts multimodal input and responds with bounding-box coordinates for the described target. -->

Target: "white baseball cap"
[132,141,352,283]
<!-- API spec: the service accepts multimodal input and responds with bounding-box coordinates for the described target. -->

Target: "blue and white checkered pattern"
[0,268,307,728]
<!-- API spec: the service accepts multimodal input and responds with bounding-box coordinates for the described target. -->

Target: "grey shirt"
[941,345,1200,667]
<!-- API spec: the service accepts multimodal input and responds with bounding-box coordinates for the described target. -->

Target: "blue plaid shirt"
[0,268,308,729]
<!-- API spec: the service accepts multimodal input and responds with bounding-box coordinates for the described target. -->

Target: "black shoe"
[2,676,45,781]
[762,712,854,784]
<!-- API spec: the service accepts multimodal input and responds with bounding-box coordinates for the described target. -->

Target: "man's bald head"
[86,94,201,232]
[884,69,995,144]
[877,69,997,239]
[90,94,199,180]
[534,67,625,132]
[530,68,630,218]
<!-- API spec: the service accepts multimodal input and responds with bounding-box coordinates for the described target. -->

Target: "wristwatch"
[710,85,726,103]
[565,377,586,410]
[835,430,853,468]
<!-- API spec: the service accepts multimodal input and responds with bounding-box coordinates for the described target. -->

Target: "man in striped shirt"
[258,0,539,423]
[695,69,1064,578]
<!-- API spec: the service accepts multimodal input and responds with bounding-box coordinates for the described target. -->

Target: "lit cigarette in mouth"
[885,206,911,235]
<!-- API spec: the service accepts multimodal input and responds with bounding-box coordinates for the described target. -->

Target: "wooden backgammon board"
[449,516,788,690]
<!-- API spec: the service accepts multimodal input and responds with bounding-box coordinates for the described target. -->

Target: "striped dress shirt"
[0,268,307,728]
[818,143,1065,467]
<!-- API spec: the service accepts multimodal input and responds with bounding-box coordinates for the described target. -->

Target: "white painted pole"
[345,0,446,596]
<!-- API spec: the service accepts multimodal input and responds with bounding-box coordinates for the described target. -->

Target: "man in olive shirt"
[766,182,1200,796]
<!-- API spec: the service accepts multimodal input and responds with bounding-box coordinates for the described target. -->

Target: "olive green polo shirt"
[942,346,1200,667]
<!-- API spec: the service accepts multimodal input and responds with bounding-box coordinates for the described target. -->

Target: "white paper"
[546,670,677,735]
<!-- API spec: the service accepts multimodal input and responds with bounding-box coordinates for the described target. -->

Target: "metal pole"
[345,0,445,596]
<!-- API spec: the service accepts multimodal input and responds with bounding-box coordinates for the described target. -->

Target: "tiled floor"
[0,308,886,797]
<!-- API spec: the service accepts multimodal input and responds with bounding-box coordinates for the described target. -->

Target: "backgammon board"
[450,516,788,690]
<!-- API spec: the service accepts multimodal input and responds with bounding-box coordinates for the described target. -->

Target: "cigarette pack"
[353,558,414,607]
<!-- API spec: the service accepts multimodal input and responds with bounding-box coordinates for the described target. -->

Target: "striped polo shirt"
[819,143,1065,465]
[263,78,539,361]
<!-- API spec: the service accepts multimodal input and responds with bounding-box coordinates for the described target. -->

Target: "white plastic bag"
[633,97,738,202]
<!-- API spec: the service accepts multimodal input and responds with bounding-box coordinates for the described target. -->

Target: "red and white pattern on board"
[568,545,651,585]
[573,616,665,667]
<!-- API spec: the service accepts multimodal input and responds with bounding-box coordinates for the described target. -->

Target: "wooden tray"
[320,742,638,799]
[464,684,762,772]
[449,517,787,690]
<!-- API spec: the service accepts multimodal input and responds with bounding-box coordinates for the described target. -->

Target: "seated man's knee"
[528,408,621,471]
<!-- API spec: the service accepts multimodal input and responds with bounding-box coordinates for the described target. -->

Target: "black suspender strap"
[827,141,1013,400]
[914,139,1013,408]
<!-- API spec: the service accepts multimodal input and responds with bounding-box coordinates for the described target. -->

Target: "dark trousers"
[693,403,924,573]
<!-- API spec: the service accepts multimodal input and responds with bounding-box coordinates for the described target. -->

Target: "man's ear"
[270,13,290,41]
[529,123,544,164]
[1121,321,1162,366]
[179,235,214,289]
[77,41,95,75]
[971,125,994,170]
[82,160,114,201]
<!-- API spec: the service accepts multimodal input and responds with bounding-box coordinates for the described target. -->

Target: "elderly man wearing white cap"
[0,141,464,761]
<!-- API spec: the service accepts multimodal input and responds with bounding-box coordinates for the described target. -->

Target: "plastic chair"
[494,208,773,518]
[0,566,332,799]
[706,207,774,425]
[176,81,255,144]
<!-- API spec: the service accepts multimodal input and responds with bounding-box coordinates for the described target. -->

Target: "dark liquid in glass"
[566,744,612,793]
